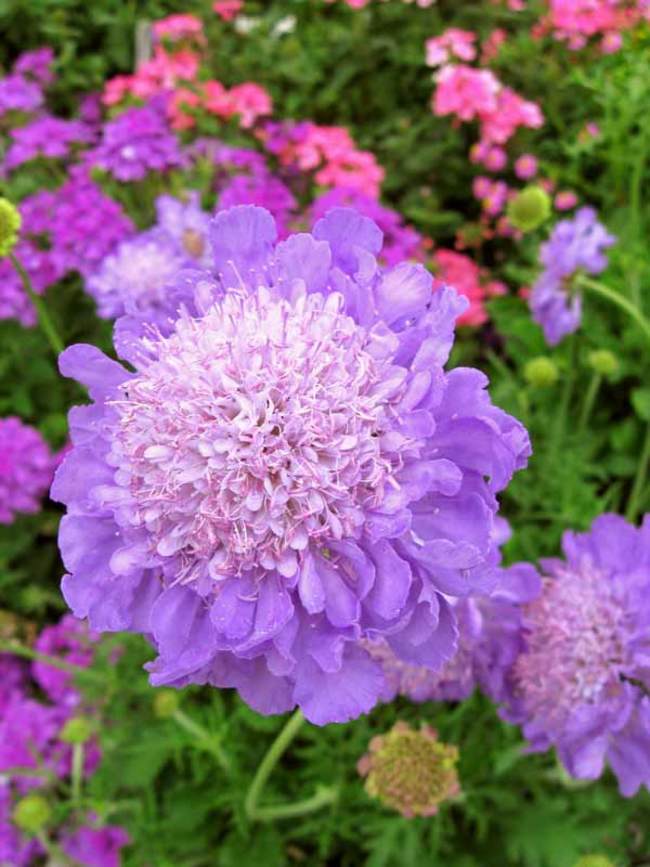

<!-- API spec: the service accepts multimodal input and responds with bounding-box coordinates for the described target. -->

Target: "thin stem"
[71,743,84,808]
[547,335,575,468]
[578,372,601,432]
[0,641,102,680]
[172,709,230,772]
[250,785,339,822]
[9,252,64,355]
[626,421,650,523]
[246,708,333,823]
[576,274,650,348]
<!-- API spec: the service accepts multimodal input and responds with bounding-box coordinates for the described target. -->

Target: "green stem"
[9,252,64,355]
[172,709,230,772]
[71,743,84,808]
[245,709,336,823]
[547,335,575,467]
[0,641,102,680]
[578,372,601,432]
[576,274,650,348]
[626,421,650,523]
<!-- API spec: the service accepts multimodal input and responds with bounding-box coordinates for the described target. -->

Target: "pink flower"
[425,29,477,67]
[153,14,205,45]
[169,87,202,130]
[480,88,543,145]
[554,190,578,211]
[213,0,244,20]
[515,154,538,179]
[481,28,507,63]
[433,65,500,121]
[434,248,489,326]
[228,82,273,127]
[202,80,233,117]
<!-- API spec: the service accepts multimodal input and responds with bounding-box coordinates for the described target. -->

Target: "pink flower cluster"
[426,29,476,66]
[434,249,506,327]
[102,15,272,132]
[533,0,650,53]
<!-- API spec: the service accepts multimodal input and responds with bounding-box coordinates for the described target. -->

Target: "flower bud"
[0,197,21,257]
[13,795,51,833]
[573,857,615,867]
[506,186,551,232]
[524,356,559,388]
[153,689,180,718]
[60,716,94,744]
[357,722,460,818]
[587,349,618,378]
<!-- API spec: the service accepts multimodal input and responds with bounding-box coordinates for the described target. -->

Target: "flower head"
[13,47,55,86]
[0,418,53,524]
[53,205,530,725]
[529,207,615,345]
[0,74,43,117]
[4,116,92,172]
[357,722,460,817]
[502,514,650,797]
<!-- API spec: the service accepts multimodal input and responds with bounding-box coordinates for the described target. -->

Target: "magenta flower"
[13,47,55,86]
[0,418,53,524]
[32,615,99,709]
[4,116,93,172]
[501,514,650,797]
[0,74,43,117]
[62,825,131,867]
[53,205,530,725]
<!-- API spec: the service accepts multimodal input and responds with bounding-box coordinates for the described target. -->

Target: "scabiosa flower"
[53,205,530,725]
[0,74,43,117]
[529,207,615,345]
[0,418,53,524]
[357,722,460,817]
[501,514,650,797]
[155,193,212,267]
[4,116,93,172]
[92,104,183,181]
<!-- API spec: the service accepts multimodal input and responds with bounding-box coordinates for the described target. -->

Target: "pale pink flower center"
[111,288,406,579]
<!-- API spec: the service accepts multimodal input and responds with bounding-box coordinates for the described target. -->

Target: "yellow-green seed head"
[60,716,94,744]
[357,722,460,818]
[507,186,551,232]
[0,197,21,257]
[153,689,181,719]
[587,349,619,378]
[13,795,52,834]
[524,356,559,388]
[573,856,616,867]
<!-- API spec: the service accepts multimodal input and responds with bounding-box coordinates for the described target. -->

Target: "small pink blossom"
[433,65,500,121]
[153,14,205,45]
[425,29,477,67]
[213,0,244,20]
[515,154,538,179]
[554,190,578,211]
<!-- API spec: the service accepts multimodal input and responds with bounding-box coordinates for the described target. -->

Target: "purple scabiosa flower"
[92,104,183,181]
[62,824,131,867]
[154,193,212,268]
[501,514,650,797]
[85,229,189,320]
[4,116,93,172]
[0,418,53,524]
[0,74,43,117]
[32,615,99,709]
[13,47,55,86]
[311,188,424,267]
[52,205,530,725]
[218,172,296,237]
[529,207,616,346]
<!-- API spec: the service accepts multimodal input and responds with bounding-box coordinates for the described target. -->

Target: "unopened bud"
[507,186,551,232]
[587,349,618,378]
[0,197,21,257]
[13,795,51,833]
[153,689,180,718]
[60,716,94,744]
[524,356,559,387]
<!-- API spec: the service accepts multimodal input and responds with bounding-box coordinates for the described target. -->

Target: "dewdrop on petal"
[506,186,551,232]
[0,197,21,257]
[357,722,460,818]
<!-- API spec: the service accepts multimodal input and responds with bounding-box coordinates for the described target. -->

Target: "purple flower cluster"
[0,74,43,118]
[0,417,53,524]
[4,115,93,172]
[529,207,615,345]
[311,188,423,267]
[501,514,650,797]
[53,204,530,725]
[91,103,184,181]
[12,47,55,87]
[0,616,130,867]
[218,172,296,237]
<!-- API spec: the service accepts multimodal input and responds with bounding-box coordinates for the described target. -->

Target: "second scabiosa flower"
[53,205,530,725]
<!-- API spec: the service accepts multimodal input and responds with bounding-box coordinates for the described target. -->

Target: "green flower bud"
[13,795,51,833]
[524,356,559,388]
[573,856,615,867]
[587,349,619,378]
[357,722,460,818]
[507,186,551,232]
[60,716,94,744]
[0,197,21,257]
[153,689,180,718]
